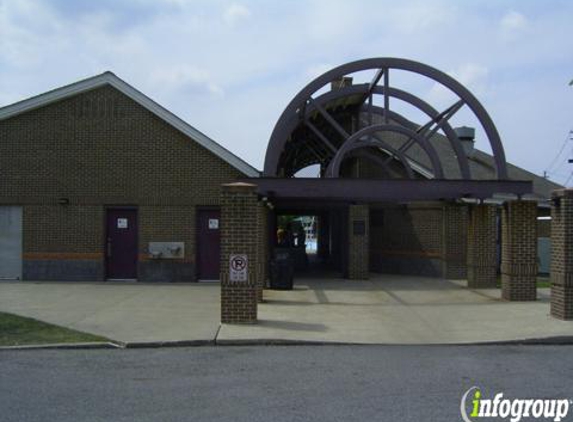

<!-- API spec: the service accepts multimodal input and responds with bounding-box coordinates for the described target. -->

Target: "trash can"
[269,248,294,290]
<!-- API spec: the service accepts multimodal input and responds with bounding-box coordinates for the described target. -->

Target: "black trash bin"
[269,248,294,290]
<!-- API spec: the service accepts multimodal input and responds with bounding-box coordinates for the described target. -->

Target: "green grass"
[0,312,108,346]
[495,276,551,288]
[536,277,551,288]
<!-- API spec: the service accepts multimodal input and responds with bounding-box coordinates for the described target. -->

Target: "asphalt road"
[1,345,572,422]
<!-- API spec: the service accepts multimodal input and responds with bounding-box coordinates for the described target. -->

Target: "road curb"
[0,341,121,351]
[116,340,215,349]
[213,336,573,347]
[2,336,573,351]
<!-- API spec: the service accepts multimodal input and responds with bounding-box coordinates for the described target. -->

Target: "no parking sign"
[229,254,248,282]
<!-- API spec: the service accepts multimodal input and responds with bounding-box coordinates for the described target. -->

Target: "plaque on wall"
[353,220,366,236]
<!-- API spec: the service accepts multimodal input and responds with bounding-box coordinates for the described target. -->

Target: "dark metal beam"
[369,68,385,92]
[304,119,338,153]
[341,137,415,179]
[308,97,349,140]
[383,68,389,124]
[326,123,445,178]
[391,99,465,160]
[242,178,533,202]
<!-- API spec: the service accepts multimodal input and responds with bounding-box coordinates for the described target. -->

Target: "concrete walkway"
[0,281,220,344]
[0,275,572,345]
[218,275,573,344]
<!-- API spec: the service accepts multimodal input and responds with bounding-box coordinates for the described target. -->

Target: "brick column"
[256,203,269,303]
[220,182,261,324]
[348,204,369,279]
[442,203,468,279]
[501,201,537,301]
[467,204,497,288]
[550,189,573,320]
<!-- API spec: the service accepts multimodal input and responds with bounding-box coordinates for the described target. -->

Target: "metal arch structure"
[326,123,445,178]
[263,57,508,180]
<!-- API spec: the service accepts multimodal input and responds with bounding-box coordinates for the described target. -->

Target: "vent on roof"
[454,126,476,158]
[331,77,353,90]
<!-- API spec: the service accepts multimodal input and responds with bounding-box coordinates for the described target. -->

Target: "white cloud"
[499,10,529,42]
[223,3,251,25]
[385,1,457,34]
[427,63,490,108]
[501,10,528,32]
[452,64,490,93]
[150,65,224,97]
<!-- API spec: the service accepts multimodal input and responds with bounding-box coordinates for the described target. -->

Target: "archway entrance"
[220,57,539,325]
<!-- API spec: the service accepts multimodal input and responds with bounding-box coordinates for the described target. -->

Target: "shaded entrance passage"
[272,205,349,278]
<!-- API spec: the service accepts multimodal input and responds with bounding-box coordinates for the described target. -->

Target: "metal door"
[197,209,221,280]
[106,208,138,279]
[0,206,22,280]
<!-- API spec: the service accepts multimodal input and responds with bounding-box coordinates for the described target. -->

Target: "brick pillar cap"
[552,188,573,199]
[222,182,258,193]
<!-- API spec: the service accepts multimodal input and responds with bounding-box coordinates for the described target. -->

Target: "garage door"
[0,206,22,280]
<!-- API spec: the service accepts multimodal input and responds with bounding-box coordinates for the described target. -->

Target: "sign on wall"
[353,220,366,236]
[229,254,248,282]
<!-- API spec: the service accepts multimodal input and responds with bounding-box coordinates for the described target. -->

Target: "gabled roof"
[0,72,260,178]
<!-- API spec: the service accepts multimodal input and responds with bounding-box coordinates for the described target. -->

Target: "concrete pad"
[1,275,572,345]
[218,274,573,344]
[0,281,220,343]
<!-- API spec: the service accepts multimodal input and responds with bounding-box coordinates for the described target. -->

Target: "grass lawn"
[0,312,108,346]
[536,277,551,288]
[495,276,551,288]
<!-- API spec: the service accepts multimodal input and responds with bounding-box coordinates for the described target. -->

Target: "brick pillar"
[501,201,537,301]
[256,203,269,303]
[220,182,261,324]
[348,204,369,279]
[467,204,497,288]
[442,203,468,279]
[550,189,573,320]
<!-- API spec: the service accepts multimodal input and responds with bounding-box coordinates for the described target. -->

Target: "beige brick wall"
[348,204,369,279]
[501,201,537,301]
[220,183,262,323]
[442,203,468,279]
[467,204,497,288]
[550,189,573,319]
[0,85,245,280]
[370,203,445,276]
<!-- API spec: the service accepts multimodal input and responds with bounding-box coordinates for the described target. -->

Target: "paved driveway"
[0,281,220,344]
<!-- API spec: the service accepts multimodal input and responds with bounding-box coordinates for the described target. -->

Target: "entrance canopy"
[241,178,532,206]
[263,58,507,184]
[260,57,532,203]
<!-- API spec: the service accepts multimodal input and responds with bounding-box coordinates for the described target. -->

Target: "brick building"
[0,63,562,287]
[0,72,258,282]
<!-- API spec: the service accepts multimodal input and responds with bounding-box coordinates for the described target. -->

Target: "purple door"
[106,208,138,279]
[197,209,221,280]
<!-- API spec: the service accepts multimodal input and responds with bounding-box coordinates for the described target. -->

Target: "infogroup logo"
[461,387,571,422]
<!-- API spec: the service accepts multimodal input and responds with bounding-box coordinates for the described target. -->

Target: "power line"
[545,129,573,174]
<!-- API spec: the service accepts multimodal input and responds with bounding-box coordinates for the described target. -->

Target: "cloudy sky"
[1,0,572,183]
